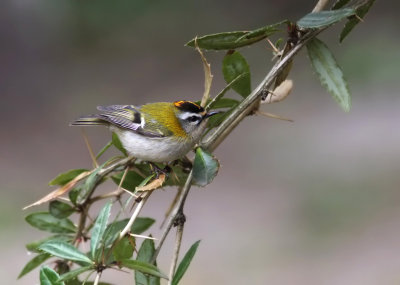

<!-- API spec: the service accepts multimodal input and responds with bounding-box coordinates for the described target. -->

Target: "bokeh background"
[2,0,399,284]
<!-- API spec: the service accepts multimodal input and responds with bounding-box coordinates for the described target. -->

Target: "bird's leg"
[149,162,171,178]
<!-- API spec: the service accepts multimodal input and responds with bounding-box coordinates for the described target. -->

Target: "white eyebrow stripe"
[179,112,202,120]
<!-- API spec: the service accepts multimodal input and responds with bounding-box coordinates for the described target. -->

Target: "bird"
[71,100,219,163]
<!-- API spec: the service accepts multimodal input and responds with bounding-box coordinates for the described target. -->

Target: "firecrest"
[71,100,219,163]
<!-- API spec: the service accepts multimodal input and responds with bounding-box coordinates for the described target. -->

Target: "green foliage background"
[2,0,400,284]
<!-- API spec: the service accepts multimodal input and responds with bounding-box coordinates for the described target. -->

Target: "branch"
[151,171,193,263]
[168,223,184,284]
[202,29,322,152]
[312,0,330,12]
[93,271,102,285]
[118,191,151,241]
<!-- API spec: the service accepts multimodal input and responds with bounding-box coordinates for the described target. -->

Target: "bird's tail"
[70,115,106,127]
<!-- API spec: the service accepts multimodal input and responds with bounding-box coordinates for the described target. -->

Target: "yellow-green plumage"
[140,102,187,138]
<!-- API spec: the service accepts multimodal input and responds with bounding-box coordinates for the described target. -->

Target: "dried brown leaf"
[23,171,91,210]
[136,174,166,192]
[262,79,293,104]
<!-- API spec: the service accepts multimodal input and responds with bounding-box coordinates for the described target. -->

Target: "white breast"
[110,119,208,162]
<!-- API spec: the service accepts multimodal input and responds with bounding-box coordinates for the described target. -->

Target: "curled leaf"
[192,148,219,187]
[136,174,166,191]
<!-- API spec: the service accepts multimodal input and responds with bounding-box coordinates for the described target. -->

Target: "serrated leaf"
[39,240,93,265]
[340,0,376,42]
[26,235,73,253]
[18,253,51,279]
[40,266,64,285]
[120,259,168,279]
[136,238,160,285]
[58,265,94,282]
[307,37,351,112]
[49,169,88,186]
[172,240,201,285]
[192,148,219,187]
[103,217,155,247]
[185,21,285,50]
[297,8,356,29]
[332,0,351,9]
[222,51,251,97]
[25,212,76,234]
[91,201,112,260]
[112,133,127,156]
[49,201,75,219]
[111,171,144,192]
[112,236,134,261]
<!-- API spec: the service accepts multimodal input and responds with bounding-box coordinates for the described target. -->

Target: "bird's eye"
[187,115,201,123]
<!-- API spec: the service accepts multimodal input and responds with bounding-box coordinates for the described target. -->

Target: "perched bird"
[71,100,219,163]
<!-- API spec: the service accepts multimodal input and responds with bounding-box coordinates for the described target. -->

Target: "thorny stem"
[151,171,193,263]
[152,19,326,267]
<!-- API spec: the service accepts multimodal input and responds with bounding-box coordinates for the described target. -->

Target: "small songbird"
[71,100,219,163]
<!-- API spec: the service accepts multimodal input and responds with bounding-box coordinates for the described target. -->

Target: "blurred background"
[2,0,399,284]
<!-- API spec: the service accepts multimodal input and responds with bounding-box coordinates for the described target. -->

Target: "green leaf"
[18,253,51,279]
[172,240,201,285]
[25,212,76,234]
[49,169,88,186]
[39,240,93,265]
[307,37,351,112]
[297,8,356,29]
[119,259,168,279]
[332,0,351,9]
[49,201,75,219]
[96,140,113,160]
[185,21,285,50]
[40,266,64,285]
[209,98,239,109]
[192,148,219,187]
[136,238,160,285]
[91,201,112,260]
[340,0,376,42]
[77,161,108,204]
[103,217,155,247]
[26,235,73,253]
[111,171,144,192]
[222,51,251,97]
[68,186,82,205]
[112,236,134,261]
[112,133,127,156]
[58,265,94,282]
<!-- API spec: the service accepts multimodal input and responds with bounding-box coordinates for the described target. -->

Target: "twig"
[118,191,151,241]
[312,0,330,12]
[93,271,102,285]
[202,29,322,152]
[81,129,99,168]
[168,223,184,285]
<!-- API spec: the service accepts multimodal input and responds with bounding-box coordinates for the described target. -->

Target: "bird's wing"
[72,105,168,138]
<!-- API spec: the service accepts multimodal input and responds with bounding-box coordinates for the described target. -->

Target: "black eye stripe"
[187,115,201,122]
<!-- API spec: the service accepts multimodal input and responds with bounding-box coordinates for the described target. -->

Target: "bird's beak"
[204,110,222,119]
